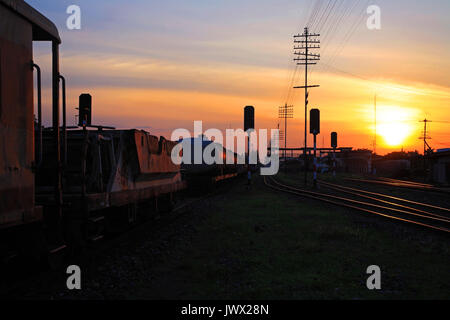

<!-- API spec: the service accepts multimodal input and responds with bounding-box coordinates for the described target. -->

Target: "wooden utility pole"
[374,94,377,155]
[419,119,432,156]
[419,118,433,181]
[279,104,293,163]
[293,27,320,186]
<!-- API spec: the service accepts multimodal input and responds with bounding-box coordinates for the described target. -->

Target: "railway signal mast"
[293,27,320,186]
[310,109,320,188]
[331,132,338,177]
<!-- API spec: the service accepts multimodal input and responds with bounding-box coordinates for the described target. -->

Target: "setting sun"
[375,106,419,148]
[378,122,411,146]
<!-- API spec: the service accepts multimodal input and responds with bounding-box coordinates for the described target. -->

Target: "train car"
[0,1,186,258]
[180,138,246,191]
[0,1,244,261]
[0,0,62,259]
[36,123,186,246]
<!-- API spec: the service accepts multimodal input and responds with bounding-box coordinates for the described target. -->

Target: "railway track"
[318,180,450,219]
[264,176,450,234]
[344,177,450,194]
[376,177,435,188]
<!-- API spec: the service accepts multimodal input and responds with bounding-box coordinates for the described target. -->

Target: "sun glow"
[375,106,418,147]
[378,122,411,146]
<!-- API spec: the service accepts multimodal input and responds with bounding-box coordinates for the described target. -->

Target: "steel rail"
[270,178,449,223]
[264,177,450,234]
[346,178,434,189]
[318,180,450,213]
[376,177,434,188]
[344,178,449,194]
[318,181,450,221]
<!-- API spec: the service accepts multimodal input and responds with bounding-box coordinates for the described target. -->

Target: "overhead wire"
[284,0,323,105]
[284,0,378,109]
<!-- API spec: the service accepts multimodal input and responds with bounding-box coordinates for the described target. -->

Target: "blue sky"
[28,0,450,80]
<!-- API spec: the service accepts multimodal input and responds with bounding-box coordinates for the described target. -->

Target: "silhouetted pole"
[331,132,338,178]
[313,134,317,187]
[293,27,320,186]
[420,119,432,156]
[244,106,255,184]
[419,119,433,177]
[284,108,287,162]
[52,41,62,220]
[278,124,284,166]
[310,109,320,188]
[374,94,377,156]
[279,104,293,165]
[333,149,336,177]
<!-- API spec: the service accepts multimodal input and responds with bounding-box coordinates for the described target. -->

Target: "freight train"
[0,0,245,262]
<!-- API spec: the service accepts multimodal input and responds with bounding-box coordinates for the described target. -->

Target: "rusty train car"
[0,1,243,261]
[35,123,187,249]
[0,0,58,259]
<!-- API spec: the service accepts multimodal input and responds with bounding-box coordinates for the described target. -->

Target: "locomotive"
[0,0,244,262]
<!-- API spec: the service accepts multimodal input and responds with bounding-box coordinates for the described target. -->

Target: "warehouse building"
[430,149,450,185]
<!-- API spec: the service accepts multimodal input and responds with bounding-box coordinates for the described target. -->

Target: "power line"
[309,0,370,85]
[320,0,371,76]
[283,0,317,105]
[308,0,325,28]
[290,0,366,105]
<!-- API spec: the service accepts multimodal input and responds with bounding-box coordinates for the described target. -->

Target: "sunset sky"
[28,0,450,155]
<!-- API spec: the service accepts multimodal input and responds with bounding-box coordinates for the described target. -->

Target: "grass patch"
[131,174,450,300]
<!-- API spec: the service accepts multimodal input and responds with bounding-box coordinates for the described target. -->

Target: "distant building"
[338,149,372,174]
[374,160,411,177]
[430,149,450,185]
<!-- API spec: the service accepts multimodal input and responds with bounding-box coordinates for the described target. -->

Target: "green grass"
[130,174,450,300]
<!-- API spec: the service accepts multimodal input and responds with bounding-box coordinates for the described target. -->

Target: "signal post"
[310,109,320,188]
[331,132,338,178]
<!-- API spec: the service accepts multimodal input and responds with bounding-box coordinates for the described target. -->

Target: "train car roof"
[0,0,61,43]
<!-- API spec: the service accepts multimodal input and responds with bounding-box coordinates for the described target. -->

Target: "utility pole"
[419,119,432,156]
[278,123,285,158]
[293,27,320,186]
[374,94,377,156]
[279,104,293,163]
[419,118,433,180]
[370,94,377,175]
